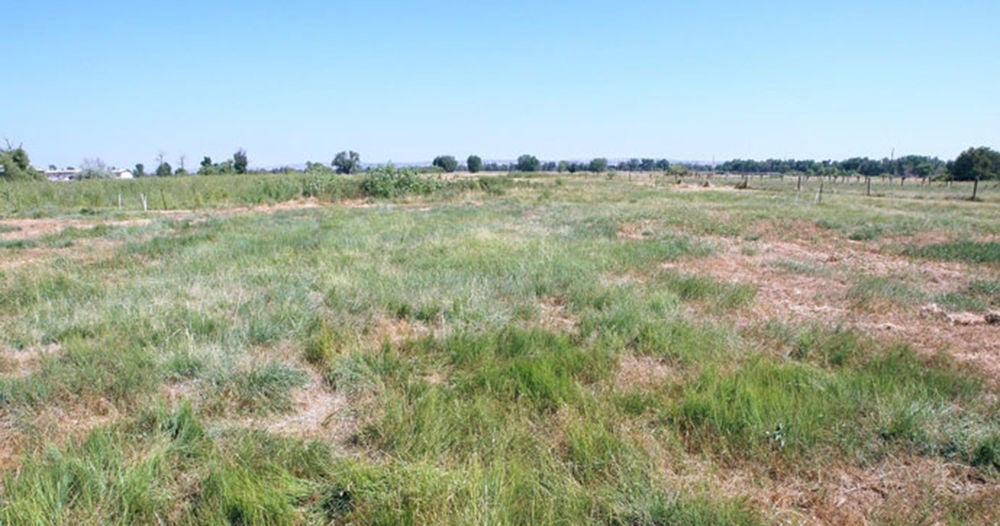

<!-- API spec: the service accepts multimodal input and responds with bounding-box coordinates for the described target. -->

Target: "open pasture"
[1,173,999,524]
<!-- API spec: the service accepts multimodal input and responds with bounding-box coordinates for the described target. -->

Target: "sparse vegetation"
[1,172,998,524]
[905,240,1000,265]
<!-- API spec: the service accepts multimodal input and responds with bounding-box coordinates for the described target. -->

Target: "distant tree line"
[716,156,947,179]
[5,141,998,199]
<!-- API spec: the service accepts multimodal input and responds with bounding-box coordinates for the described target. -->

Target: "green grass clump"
[847,223,885,241]
[658,271,757,312]
[905,240,1000,264]
[0,238,37,249]
[672,344,987,465]
[960,279,1000,310]
[1,334,157,407]
[0,404,340,525]
[934,291,991,312]
[303,318,342,367]
[847,275,925,308]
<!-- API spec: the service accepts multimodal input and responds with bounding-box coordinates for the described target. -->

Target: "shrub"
[361,166,441,198]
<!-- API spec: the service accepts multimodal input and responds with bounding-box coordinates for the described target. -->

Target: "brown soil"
[0,199,330,270]
[0,398,121,470]
[0,218,151,241]
[0,344,59,378]
[663,226,1000,380]
[699,456,1000,525]
[538,296,579,333]
[616,355,674,390]
[254,370,354,441]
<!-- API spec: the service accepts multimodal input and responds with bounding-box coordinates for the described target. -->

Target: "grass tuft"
[905,240,1000,264]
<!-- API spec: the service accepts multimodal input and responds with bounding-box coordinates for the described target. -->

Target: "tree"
[155,161,173,177]
[432,155,458,173]
[515,154,540,172]
[0,140,42,181]
[588,158,608,173]
[78,158,113,179]
[134,163,146,177]
[198,156,214,175]
[233,149,248,174]
[950,146,1000,200]
[467,155,483,173]
[333,151,361,174]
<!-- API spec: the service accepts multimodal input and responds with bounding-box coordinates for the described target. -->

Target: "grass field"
[1,172,999,524]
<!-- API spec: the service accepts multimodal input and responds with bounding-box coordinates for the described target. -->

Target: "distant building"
[43,168,134,181]
[45,168,80,181]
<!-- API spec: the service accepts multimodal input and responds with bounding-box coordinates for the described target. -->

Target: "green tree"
[155,161,173,177]
[588,158,608,173]
[198,156,214,175]
[134,163,146,177]
[333,151,361,174]
[233,149,248,174]
[515,154,540,172]
[949,146,1000,200]
[432,155,459,173]
[467,155,483,173]
[0,141,42,181]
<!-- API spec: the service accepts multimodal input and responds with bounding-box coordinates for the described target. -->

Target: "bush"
[361,166,441,198]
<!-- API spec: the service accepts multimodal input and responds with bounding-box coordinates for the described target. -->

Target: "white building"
[45,168,80,182]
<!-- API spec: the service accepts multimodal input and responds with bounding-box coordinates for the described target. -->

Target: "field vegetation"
[1,171,999,524]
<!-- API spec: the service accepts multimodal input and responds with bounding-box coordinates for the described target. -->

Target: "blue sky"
[4,1,998,169]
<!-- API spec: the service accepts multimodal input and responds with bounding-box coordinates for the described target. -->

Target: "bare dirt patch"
[256,370,354,441]
[0,217,150,242]
[367,314,436,347]
[0,237,125,270]
[669,181,740,193]
[667,454,999,525]
[0,398,121,470]
[0,199,330,270]
[538,296,578,333]
[616,355,673,390]
[0,344,59,378]
[663,227,1000,379]
[617,221,655,240]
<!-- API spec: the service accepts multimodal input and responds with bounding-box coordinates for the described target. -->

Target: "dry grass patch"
[0,397,122,470]
[538,295,579,333]
[661,225,1000,381]
[617,221,655,240]
[0,344,58,379]
[701,455,1000,525]
[616,354,674,390]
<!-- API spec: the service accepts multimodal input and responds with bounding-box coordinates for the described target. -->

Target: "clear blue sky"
[4,1,998,169]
